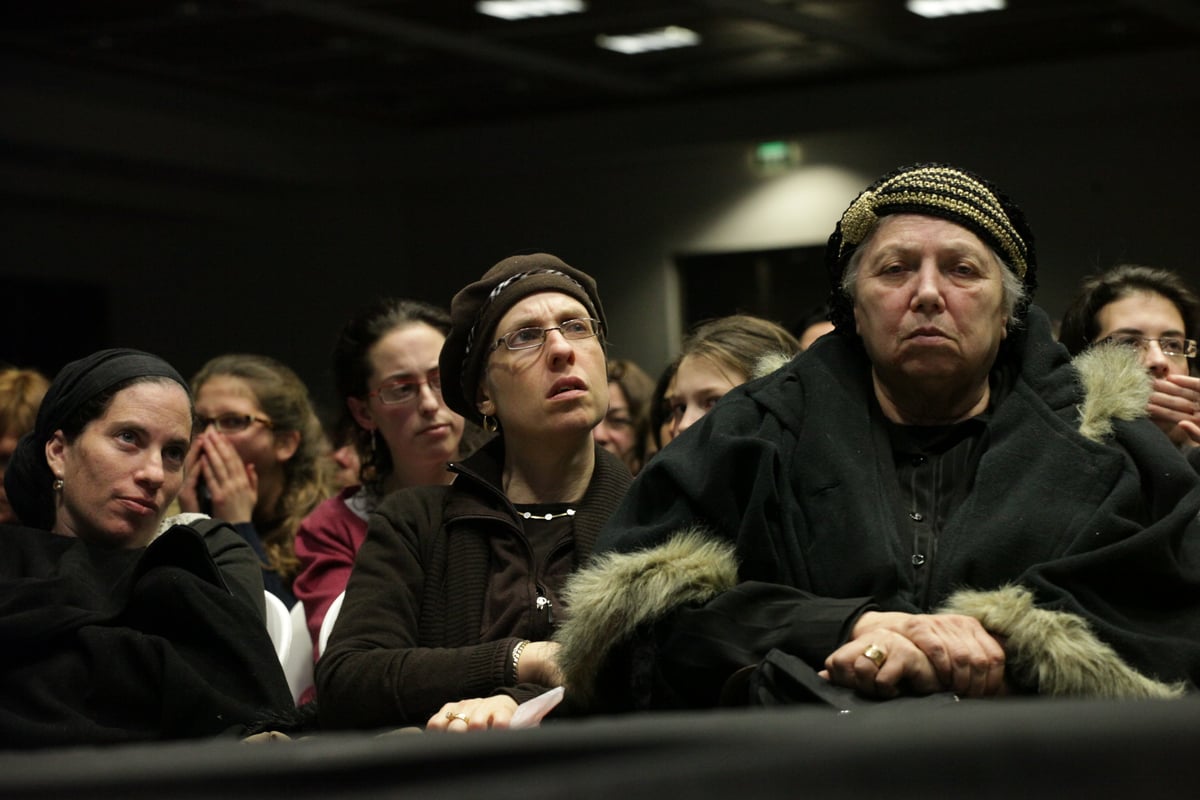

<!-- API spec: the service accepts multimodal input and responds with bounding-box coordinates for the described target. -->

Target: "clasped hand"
[177,430,258,523]
[821,611,1006,699]
[1148,373,1200,447]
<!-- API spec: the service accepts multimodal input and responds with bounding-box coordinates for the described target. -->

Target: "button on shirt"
[884,415,990,607]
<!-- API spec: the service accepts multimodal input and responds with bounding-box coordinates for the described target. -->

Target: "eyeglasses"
[367,370,443,405]
[1100,335,1198,359]
[491,318,602,352]
[195,414,274,434]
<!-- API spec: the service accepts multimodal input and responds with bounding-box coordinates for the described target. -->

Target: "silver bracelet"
[512,639,530,679]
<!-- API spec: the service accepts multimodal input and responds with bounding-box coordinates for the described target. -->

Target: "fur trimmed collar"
[557,529,737,706]
[557,345,1175,704]
[1070,343,1152,443]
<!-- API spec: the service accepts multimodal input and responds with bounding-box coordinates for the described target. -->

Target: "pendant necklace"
[519,508,576,521]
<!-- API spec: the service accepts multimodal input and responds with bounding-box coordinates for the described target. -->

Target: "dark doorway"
[675,245,828,334]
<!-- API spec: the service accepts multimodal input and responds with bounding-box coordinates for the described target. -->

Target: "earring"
[52,478,64,491]
[482,415,499,433]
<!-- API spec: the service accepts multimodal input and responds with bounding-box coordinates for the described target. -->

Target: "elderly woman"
[0,349,292,747]
[556,164,1200,712]
[316,253,632,731]
[1059,264,1200,457]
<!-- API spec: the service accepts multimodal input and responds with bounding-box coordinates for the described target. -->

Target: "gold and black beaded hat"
[825,163,1037,331]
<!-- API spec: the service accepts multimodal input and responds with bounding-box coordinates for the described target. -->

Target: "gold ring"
[445,711,470,725]
[863,644,887,669]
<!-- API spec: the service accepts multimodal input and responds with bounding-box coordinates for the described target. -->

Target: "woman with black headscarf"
[0,349,293,749]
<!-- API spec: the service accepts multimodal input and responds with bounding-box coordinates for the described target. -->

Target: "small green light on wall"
[750,140,802,175]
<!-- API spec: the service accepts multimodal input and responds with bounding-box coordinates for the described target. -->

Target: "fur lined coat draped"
[557,306,1200,710]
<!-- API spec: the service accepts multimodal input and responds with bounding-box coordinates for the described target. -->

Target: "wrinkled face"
[347,322,464,481]
[852,214,1008,390]
[593,381,636,463]
[0,432,20,524]
[667,354,742,438]
[478,291,608,444]
[1094,291,1191,379]
[193,375,289,479]
[46,381,191,548]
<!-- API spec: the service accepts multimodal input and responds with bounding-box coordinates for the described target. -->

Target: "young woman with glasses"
[179,353,333,607]
[1059,264,1200,455]
[292,298,481,672]
[316,253,631,733]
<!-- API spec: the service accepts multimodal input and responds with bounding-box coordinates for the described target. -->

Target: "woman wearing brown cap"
[316,253,631,732]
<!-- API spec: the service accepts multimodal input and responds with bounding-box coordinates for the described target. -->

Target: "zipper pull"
[535,589,554,625]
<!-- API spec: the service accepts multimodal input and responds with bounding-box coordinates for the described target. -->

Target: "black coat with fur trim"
[557,306,1200,710]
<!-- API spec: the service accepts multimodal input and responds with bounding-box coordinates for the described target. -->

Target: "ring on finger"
[862,643,887,669]
[445,711,470,725]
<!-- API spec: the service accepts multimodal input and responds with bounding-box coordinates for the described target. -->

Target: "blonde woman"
[179,354,333,607]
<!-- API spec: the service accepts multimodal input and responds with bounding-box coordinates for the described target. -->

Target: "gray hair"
[839,221,1027,331]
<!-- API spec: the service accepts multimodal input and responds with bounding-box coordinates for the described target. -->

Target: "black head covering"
[4,348,188,530]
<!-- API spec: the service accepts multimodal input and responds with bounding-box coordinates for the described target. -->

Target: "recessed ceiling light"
[596,26,701,55]
[476,0,586,21]
[906,0,1006,19]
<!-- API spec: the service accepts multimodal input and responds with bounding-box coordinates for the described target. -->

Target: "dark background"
[3,2,1199,418]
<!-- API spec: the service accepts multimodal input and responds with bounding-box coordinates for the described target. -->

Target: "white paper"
[509,686,564,729]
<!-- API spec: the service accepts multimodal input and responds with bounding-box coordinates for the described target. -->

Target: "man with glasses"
[1059,264,1200,458]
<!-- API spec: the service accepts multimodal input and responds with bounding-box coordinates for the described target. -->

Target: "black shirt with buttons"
[883,413,991,608]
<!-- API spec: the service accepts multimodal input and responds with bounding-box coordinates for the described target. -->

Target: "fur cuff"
[556,529,738,704]
[1072,344,1151,443]
[941,585,1185,698]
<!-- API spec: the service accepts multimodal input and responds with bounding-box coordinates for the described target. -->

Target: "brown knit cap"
[439,252,607,425]
[825,163,1037,331]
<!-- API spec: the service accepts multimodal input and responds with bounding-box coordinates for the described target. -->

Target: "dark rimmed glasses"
[1100,334,1198,360]
[195,414,274,434]
[490,318,602,352]
[367,370,443,405]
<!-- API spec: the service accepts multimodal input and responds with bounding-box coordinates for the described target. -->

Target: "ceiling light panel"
[906,0,1007,19]
[476,0,587,21]
[596,25,701,55]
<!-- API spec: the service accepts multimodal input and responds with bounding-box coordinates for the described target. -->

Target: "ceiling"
[4,0,1200,132]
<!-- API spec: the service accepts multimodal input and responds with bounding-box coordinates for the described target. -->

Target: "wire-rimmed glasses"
[1100,334,1198,360]
[195,413,274,434]
[366,370,443,405]
[490,318,602,352]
